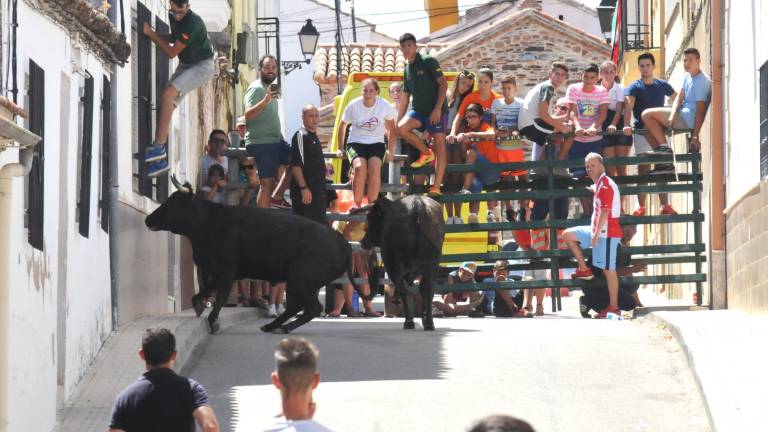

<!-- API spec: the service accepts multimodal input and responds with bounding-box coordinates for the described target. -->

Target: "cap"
[459,261,477,275]
[236,116,246,126]
[556,97,572,107]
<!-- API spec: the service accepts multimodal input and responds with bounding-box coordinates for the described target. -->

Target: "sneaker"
[276,304,286,315]
[270,197,292,209]
[458,188,471,195]
[632,206,646,217]
[660,204,678,215]
[646,145,673,156]
[267,304,278,317]
[578,296,591,318]
[445,216,454,225]
[649,164,675,175]
[487,211,496,223]
[571,268,594,280]
[468,308,486,318]
[427,185,442,197]
[147,160,170,178]
[144,144,167,163]
[410,150,435,168]
[454,216,464,224]
[594,306,621,319]
[467,213,479,224]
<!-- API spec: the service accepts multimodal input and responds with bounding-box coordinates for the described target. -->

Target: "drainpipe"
[0,141,39,432]
[709,0,726,308]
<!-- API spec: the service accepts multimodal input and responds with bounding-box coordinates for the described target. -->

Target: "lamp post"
[281,19,320,75]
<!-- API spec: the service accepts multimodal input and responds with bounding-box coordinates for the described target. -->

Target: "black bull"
[145,177,360,334]
[359,195,445,331]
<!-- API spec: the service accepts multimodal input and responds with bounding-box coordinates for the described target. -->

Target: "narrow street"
[187,298,710,432]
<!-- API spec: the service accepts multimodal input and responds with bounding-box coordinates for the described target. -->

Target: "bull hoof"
[209,321,220,334]
[403,321,415,330]
[193,301,204,318]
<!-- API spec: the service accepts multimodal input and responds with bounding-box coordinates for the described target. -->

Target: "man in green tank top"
[142,0,215,177]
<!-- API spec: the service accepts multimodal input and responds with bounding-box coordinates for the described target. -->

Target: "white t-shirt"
[342,96,396,145]
[263,419,335,432]
[491,97,524,130]
[201,185,224,203]
[600,82,625,111]
[202,153,228,174]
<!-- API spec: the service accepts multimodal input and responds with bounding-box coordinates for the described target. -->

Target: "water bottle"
[606,312,623,321]
[351,289,360,312]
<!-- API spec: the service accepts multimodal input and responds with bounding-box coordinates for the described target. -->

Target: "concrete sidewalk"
[54,307,263,432]
[646,310,768,432]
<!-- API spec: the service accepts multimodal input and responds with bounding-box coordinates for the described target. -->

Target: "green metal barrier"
[401,130,706,311]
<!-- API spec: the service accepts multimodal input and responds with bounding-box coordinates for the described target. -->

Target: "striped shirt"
[566,83,610,143]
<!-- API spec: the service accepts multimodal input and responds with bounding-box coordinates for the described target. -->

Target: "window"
[27,60,45,251]
[100,76,111,233]
[78,73,94,238]
[760,61,768,179]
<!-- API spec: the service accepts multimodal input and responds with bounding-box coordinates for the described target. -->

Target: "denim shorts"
[469,153,501,192]
[246,141,290,179]
[169,58,215,105]
[569,225,619,270]
[568,139,605,177]
[406,110,448,134]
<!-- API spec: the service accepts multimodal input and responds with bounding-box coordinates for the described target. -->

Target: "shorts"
[520,125,553,162]
[290,187,327,225]
[347,142,386,162]
[654,107,693,129]
[602,112,632,147]
[568,225,619,270]
[469,153,501,192]
[524,269,548,280]
[169,58,215,106]
[406,110,448,134]
[568,138,605,177]
[496,139,529,176]
[246,141,290,179]
[633,132,653,155]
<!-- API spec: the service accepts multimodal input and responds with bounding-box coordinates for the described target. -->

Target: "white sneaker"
[446,216,454,225]
[455,216,464,224]
[468,213,479,224]
[267,304,278,317]
[459,188,471,194]
[277,304,286,315]
[487,211,496,223]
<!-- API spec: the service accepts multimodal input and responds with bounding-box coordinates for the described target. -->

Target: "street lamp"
[282,19,320,75]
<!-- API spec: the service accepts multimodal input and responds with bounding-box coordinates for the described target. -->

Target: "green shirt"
[171,10,213,64]
[244,81,282,145]
[403,53,447,116]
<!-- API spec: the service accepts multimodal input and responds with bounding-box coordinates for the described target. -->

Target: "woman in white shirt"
[599,61,631,177]
[337,78,398,209]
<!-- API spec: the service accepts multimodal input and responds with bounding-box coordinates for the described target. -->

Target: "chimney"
[424,0,459,34]
[519,0,543,10]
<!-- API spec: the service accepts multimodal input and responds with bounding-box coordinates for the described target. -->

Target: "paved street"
[187,297,711,432]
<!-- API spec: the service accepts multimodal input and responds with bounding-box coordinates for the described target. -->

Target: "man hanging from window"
[142,0,215,177]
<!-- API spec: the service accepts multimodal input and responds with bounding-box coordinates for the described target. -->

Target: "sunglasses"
[240,164,254,170]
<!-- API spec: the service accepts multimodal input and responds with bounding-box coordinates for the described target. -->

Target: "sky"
[335,0,603,40]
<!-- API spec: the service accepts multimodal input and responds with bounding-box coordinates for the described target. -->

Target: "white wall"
[7,3,112,431]
[724,0,767,204]
[279,0,396,135]
[542,0,603,39]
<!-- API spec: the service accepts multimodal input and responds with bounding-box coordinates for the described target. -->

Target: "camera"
[268,83,281,98]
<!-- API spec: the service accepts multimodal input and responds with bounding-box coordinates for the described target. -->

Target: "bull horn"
[171,174,190,193]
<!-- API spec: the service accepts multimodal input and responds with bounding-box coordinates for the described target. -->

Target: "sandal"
[524,305,533,312]
[511,307,534,318]
[364,309,382,318]
[347,309,363,317]
[535,303,544,317]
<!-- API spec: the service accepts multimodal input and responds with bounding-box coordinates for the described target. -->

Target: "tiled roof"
[313,43,448,83]
[0,96,27,118]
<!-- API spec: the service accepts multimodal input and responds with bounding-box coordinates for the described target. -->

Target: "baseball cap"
[459,261,477,275]
[556,97,572,107]
[236,116,246,126]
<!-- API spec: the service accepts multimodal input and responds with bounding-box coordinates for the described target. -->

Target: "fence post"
[388,139,402,200]
[546,137,561,312]
[691,152,703,306]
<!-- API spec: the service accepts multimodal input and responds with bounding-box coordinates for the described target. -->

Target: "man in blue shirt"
[109,328,218,432]
[640,48,711,155]
[622,52,679,216]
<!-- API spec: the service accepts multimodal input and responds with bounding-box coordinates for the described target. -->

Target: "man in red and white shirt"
[562,153,622,318]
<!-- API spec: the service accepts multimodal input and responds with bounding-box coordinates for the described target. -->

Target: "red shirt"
[592,173,622,238]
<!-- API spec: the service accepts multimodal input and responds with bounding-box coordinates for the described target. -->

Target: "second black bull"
[145,176,359,334]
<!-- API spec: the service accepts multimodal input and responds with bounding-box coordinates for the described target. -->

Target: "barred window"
[27,60,45,251]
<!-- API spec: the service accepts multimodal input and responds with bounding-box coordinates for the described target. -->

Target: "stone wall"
[435,14,611,96]
[725,181,768,313]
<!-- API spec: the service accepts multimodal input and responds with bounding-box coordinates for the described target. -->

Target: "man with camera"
[244,55,287,209]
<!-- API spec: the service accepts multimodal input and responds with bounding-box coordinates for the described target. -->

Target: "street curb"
[645,312,717,431]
